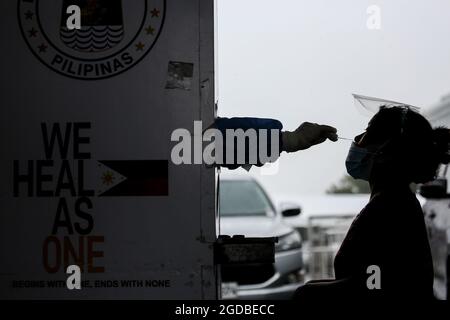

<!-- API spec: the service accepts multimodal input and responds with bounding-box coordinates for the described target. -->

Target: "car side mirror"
[419,178,448,199]
[280,202,302,217]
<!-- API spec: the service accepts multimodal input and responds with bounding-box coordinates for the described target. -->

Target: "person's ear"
[354,132,367,146]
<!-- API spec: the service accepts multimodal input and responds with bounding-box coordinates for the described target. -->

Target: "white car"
[219,175,304,299]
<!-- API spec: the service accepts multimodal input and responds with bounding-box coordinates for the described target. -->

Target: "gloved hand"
[282,122,338,152]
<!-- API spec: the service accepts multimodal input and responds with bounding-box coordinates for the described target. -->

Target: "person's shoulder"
[368,188,421,216]
[371,187,417,202]
[346,187,420,226]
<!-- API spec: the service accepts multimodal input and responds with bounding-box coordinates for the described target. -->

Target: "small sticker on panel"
[165,61,194,90]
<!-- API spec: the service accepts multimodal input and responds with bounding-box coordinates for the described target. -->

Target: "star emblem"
[25,10,34,20]
[145,25,155,35]
[135,42,145,51]
[101,171,115,186]
[150,8,160,18]
[28,28,38,38]
[38,43,47,53]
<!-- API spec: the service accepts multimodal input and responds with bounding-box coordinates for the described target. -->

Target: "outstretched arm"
[215,117,338,169]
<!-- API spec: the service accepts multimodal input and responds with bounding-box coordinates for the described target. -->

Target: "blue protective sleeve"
[214,117,283,169]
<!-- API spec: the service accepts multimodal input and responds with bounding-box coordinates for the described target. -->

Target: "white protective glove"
[282,122,338,152]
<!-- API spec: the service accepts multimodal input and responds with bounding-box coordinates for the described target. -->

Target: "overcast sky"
[217,0,450,197]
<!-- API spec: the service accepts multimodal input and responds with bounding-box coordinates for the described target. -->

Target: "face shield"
[338,93,422,142]
[352,93,421,115]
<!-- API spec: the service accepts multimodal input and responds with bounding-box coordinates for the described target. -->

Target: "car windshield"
[219,180,273,217]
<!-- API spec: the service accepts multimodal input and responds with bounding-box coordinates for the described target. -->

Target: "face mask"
[345,142,376,181]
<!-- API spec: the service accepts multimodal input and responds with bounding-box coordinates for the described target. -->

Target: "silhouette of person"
[294,106,450,301]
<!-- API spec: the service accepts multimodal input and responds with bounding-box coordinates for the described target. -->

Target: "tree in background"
[327,175,370,194]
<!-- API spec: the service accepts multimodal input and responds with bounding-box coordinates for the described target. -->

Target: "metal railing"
[304,214,355,280]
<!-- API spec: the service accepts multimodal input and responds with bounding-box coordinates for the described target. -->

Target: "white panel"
[0,0,216,299]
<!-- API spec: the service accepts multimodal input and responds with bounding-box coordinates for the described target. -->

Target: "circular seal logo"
[18,0,166,80]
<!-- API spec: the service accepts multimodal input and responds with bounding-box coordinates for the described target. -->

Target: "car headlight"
[275,231,302,252]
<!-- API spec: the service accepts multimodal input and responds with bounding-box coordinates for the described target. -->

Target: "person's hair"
[367,106,450,183]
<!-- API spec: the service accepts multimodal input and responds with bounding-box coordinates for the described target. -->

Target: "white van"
[420,94,450,300]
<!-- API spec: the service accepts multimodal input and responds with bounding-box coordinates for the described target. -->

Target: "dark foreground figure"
[294,106,450,300]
